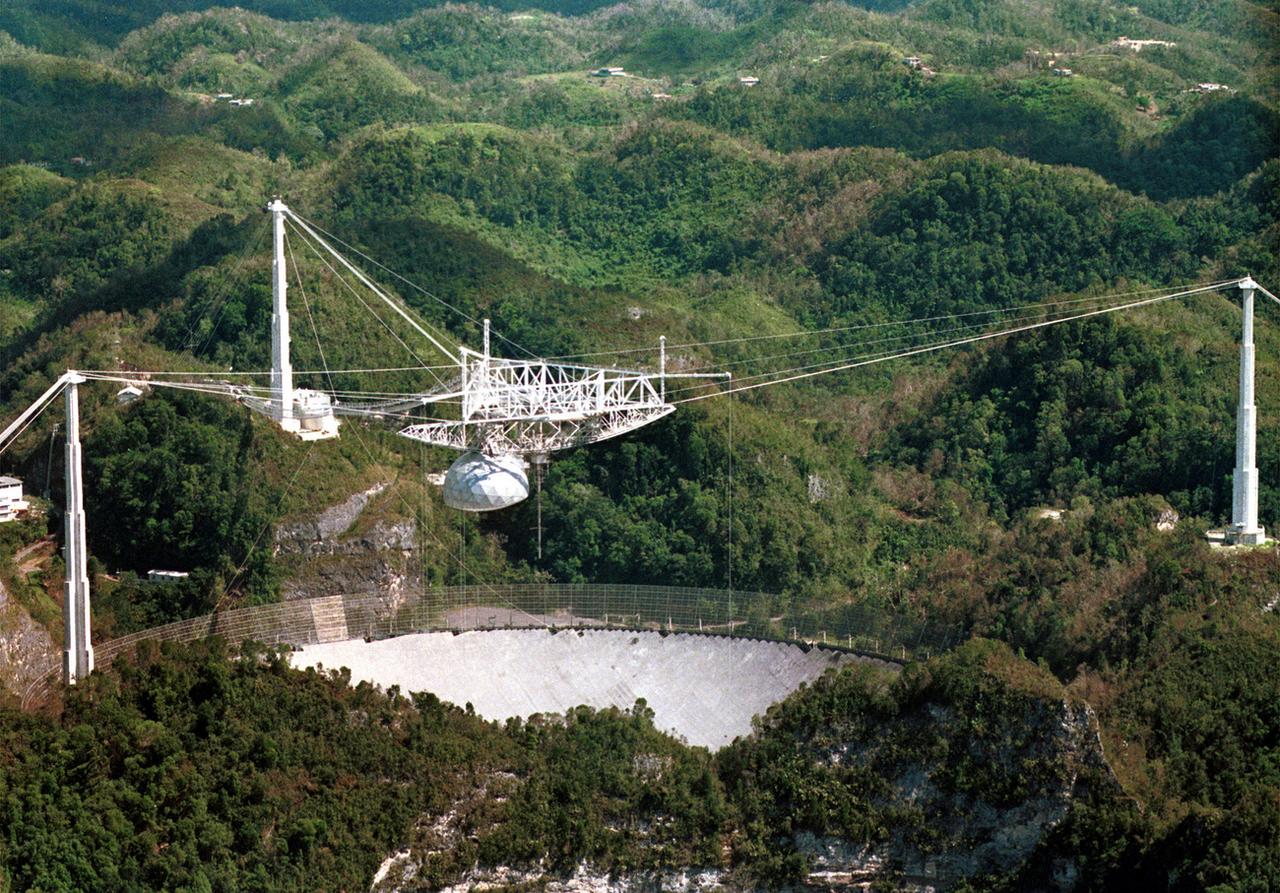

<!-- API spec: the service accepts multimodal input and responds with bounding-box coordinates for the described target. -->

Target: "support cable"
[74,372,464,423]
[290,211,538,360]
[1256,283,1280,308]
[185,218,270,356]
[285,212,463,365]
[666,285,1243,393]
[665,320,1091,399]
[535,461,544,562]
[0,403,54,459]
[285,227,338,397]
[78,364,457,377]
[43,422,58,498]
[539,279,1241,361]
[0,373,77,456]
[673,281,1238,403]
[217,440,318,608]
[286,218,448,388]
[673,294,1147,376]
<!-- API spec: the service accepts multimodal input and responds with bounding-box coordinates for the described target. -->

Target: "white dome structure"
[442,451,529,512]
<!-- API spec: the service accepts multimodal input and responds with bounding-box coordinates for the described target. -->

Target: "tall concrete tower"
[268,198,299,433]
[63,373,94,684]
[1229,276,1266,545]
[263,199,339,440]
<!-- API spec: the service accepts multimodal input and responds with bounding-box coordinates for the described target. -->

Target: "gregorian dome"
[442,451,530,512]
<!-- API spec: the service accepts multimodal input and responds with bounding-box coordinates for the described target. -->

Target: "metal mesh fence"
[21,584,962,709]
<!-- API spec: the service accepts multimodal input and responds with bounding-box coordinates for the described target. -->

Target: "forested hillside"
[0,0,1277,890]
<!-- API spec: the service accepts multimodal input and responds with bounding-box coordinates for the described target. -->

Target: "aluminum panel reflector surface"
[294,629,892,749]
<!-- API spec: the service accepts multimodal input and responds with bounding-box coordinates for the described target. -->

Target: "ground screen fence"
[22,584,962,708]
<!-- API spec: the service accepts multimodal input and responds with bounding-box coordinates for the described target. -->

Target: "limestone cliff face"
[276,482,392,547]
[0,576,57,703]
[369,674,1118,893]
[788,697,1117,890]
[274,481,423,605]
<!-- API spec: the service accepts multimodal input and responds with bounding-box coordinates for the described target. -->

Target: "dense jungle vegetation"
[3,628,1274,891]
[0,0,1277,889]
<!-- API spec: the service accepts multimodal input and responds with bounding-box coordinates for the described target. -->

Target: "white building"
[0,476,30,523]
[293,389,341,439]
[738,76,760,86]
[148,569,190,583]
[115,384,145,404]
[1112,36,1176,51]
[591,67,626,78]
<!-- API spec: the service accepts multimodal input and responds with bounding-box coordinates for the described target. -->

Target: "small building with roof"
[1113,36,1176,51]
[0,476,30,523]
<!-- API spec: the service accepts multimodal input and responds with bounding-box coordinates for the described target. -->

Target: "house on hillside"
[228,97,255,106]
[738,76,760,86]
[904,56,936,77]
[148,569,190,584]
[1113,36,1176,51]
[115,384,145,404]
[1193,82,1231,93]
[0,477,30,523]
[591,67,626,78]
[1052,67,1074,77]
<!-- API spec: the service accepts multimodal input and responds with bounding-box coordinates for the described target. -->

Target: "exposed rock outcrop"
[274,482,422,604]
[371,768,732,893]
[275,482,391,550]
[435,866,730,892]
[369,646,1119,892]
[0,576,57,702]
[792,697,1117,889]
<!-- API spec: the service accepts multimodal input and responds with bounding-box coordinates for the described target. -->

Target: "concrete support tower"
[1229,276,1266,545]
[268,198,299,433]
[63,373,94,684]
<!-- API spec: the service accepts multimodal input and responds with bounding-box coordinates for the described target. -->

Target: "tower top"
[1240,275,1258,291]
